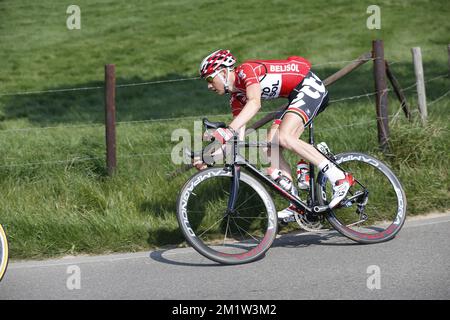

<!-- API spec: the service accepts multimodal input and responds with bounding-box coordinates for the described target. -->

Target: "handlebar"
[165,118,273,179]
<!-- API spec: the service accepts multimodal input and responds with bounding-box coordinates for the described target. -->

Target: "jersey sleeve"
[230,93,246,117]
[235,63,260,88]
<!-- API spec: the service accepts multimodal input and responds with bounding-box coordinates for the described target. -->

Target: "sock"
[318,159,345,184]
[288,183,299,210]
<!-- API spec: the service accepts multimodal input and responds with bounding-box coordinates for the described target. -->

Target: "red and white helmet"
[199,49,236,78]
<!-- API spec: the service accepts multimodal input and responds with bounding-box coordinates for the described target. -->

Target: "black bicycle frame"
[224,121,329,215]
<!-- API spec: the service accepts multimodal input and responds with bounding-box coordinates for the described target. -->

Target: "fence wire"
[0,72,447,135]
[428,89,450,106]
[1,44,447,98]
[0,109,441,170]
[0,54,448,168]
[0,57,386,97]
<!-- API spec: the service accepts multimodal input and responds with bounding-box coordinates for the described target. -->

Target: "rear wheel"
[318,152,407,243]
[176,168,278,264]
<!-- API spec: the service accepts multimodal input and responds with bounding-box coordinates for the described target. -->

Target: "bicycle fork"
[226,164,240,214]
[226,135,240,214]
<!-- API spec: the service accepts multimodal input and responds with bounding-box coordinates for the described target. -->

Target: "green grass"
[0,0,449,259]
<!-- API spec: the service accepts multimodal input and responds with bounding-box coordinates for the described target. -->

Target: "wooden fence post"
[105,64,117,176]
[372,40,390,152]
[385,61,412,121]
[411,47,427,125]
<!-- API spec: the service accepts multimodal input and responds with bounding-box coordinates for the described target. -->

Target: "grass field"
[0,0,449,259]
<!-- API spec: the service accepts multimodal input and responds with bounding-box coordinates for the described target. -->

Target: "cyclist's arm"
[228,83,261,132]
[238,125,246,140]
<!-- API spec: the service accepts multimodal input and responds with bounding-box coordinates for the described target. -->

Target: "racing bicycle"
[176,118,407,265]
[0,224,8,281]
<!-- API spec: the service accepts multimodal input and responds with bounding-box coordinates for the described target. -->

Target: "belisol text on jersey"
[269,63,300,72]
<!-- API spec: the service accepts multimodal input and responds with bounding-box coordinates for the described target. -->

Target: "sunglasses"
[205,69,222,83]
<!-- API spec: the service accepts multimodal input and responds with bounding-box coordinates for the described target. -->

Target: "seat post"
[308,121,316,206]
[308,121,314,145]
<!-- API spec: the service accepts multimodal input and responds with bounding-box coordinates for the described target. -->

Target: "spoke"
[231,217,261,243]
[223,216,230,245]
[237,216,251,224]
[234,216,267,220]
[197,215,226,238]
[233,204,265,212]
[235,210,267,224]
[231,217,246,242]
[235,211,252,224]
[234,191,258,211]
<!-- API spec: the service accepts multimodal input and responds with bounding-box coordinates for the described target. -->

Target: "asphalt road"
[1,213,449,300]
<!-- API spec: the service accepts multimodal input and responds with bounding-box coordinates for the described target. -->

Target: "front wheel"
[317,152,407,244]
[176,167,278,265]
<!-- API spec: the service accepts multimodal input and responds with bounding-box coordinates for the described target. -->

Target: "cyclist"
[194,49,354,221]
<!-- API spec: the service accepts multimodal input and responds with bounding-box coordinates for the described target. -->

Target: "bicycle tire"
[317,152,407,244]
[176,167,278,265]
[0,224,9,281]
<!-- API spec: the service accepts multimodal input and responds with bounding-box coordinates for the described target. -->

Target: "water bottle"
[267,168,293,192]
[296,160,310,190]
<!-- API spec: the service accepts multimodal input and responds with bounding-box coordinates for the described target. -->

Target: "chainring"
[294,212,327,232]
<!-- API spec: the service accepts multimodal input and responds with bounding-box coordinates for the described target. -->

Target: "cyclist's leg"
[265,121,293,180]
[278,113,352,210]
[278,71,351,208]
[267,117,303,221]
[277,71,328,164]
[278,113,325,166]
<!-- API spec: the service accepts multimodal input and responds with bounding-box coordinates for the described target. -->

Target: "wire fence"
[0,53,440,98]
[0,71,447,135]
[0,53,448,169]
[0,57,385,97]
[0,106,446,170]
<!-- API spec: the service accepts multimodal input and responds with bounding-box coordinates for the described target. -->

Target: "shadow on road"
[272,229,358,248]
[149,229,358,267]
[149,250,224,267]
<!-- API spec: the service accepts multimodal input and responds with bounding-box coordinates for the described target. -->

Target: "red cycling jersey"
[230,56,311,117]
